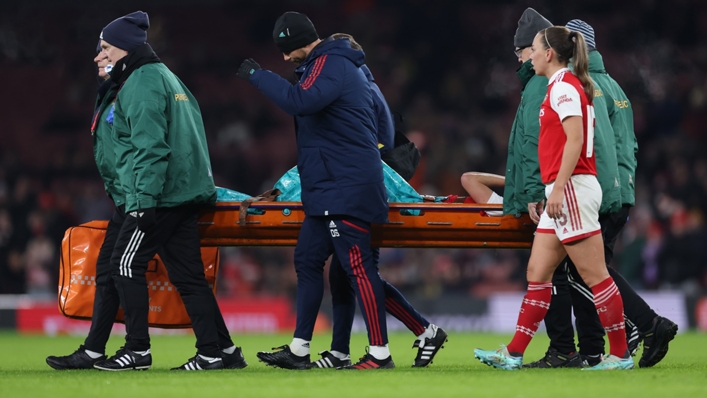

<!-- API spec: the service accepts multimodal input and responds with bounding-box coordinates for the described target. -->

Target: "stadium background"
[1,0,707,334]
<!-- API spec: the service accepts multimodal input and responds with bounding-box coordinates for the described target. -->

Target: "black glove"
[237,58,260,79]
[135,207,156,232]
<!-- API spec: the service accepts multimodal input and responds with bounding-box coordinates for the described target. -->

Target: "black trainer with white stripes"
[412,325,448,367]
[172,354,224,371]
[94,347,152,371]
[310,351,351,369]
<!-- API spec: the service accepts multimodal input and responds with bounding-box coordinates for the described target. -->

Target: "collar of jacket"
[110,43,161,87]
[516,59,536,89]
[587,50,606,73]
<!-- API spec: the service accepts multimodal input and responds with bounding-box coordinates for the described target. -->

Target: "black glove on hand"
[237,58,260,79]
[135,207,156,232]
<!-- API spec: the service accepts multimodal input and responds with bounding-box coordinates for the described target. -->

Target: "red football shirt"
[538,68,597,184]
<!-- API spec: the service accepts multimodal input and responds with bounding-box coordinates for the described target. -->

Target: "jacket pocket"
[299,147,333,190]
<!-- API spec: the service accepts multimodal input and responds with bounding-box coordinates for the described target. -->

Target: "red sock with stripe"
[591,277,628,358]
[506,282,552,356]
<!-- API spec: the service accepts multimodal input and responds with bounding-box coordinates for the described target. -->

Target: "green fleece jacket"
[588,50,637,206]
[93,85,124,207]
[112,63,216,212]
[503,60,547,215]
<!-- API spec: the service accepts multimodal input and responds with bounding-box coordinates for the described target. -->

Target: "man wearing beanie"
[53,11,247,372]
[237,12,394,370]
[526,19,677,369]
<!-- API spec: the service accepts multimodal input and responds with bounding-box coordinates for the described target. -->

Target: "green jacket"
[583,54,623,215]
[588,50,637,206]
[93,85,125,207]
[503,60,547,215]
[112,63,216,212]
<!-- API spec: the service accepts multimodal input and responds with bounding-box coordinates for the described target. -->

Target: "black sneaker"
[639,316,678,368]
[524,348,583,368]
[412,325,448,367]
[339,352,395,370]
[310,351,351,369]
[223,347,248,369]
[172,354,224,371]
[46,345,105,370]
[94,347,152,371]
[626,321,642,357]
[256,345,311,370]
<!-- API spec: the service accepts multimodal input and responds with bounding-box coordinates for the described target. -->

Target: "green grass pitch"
[1,331,705,398]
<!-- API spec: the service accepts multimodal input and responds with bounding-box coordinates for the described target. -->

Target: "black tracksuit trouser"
[109,206,230,358]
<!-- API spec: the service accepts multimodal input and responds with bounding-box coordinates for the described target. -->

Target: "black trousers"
[544,205,658,356]
[83,207,126,353]
[110,206,231,357]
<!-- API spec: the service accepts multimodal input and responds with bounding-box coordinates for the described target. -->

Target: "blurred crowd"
[2,0,707,299]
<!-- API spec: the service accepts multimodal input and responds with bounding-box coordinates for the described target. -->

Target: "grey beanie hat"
[566,19,596,50]
[514,8,553,48]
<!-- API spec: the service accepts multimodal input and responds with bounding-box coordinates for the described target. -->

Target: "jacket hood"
[587,50,606,74]
[307,37,366,67]
[360,64,374,82]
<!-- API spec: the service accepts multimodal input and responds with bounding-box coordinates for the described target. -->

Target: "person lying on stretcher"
[459,172,505,217]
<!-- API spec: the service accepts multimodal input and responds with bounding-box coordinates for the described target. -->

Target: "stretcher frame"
[198,202,536,249]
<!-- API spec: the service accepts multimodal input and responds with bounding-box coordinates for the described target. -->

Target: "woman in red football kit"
[474,26,633,370]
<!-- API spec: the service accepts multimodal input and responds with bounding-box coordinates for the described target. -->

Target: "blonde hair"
[331,33,362,51]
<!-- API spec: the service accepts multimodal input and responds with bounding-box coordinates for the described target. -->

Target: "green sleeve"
[125,99,170,210]
[521,90,546,203]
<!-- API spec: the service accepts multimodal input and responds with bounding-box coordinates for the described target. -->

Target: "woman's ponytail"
[569,31,595,103]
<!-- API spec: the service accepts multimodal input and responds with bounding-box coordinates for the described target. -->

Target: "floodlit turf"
[0,331,705,398]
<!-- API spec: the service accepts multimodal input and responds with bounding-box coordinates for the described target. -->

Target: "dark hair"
[331,33,362,51]
[539,26,594,102]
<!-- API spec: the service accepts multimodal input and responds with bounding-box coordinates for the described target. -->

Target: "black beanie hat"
[100,11,150,52]
[514,8,552,48]
[273,12,319,54]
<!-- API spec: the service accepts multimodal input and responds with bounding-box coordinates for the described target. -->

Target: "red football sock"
[592,277,628,358]
[506,282,552,355]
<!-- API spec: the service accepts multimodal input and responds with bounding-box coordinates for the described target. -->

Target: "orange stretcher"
[198,202,536,249]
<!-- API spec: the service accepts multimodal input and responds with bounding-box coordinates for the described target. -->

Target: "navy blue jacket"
[361,65,395,154]
[249,38,388,223]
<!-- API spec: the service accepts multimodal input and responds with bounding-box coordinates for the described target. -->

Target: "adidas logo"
[302,342,310,348]
[329,221,336,228]
[279,31,286,37]
[563,227,568,234]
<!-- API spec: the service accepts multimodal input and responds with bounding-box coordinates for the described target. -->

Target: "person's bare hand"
[528,202,541,224]
[546,188,564,219]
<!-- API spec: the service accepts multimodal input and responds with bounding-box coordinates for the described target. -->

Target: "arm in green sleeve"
[125,100,170,210]
[521,94,546,203]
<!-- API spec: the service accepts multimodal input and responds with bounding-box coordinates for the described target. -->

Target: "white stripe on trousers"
[120,227,144,278]
[124,230,145,278]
